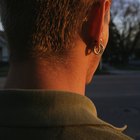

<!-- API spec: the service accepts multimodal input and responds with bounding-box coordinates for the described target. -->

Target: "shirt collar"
[0,90,126,131]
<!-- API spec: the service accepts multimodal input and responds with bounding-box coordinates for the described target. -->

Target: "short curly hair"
[0,0,98,61]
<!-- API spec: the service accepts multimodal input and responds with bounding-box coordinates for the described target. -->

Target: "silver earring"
[94,41,104,55]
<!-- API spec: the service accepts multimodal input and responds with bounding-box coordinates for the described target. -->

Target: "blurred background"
[0,0,140,139]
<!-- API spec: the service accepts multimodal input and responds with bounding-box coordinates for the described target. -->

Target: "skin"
[4,0,111,95]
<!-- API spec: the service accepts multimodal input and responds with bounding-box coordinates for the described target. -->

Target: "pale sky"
[0,22,3,30]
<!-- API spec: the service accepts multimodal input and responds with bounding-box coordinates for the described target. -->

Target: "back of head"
[0,0,95,62]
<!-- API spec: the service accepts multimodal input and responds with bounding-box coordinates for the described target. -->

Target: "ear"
[82,0,111,48]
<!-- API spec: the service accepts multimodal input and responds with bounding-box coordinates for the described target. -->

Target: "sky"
[111,0,140,31]
[0,22,3,30]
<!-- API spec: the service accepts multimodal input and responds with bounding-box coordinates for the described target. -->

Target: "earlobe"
[93,40,105,55]
[86,39,105,56]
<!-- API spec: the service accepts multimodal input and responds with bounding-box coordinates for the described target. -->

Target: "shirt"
[0,90,134,140]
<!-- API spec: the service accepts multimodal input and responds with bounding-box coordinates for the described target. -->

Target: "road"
[86,74,140,97]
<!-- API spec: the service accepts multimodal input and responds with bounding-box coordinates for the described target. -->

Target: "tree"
[104,0,140,65]
[103,18,122,65]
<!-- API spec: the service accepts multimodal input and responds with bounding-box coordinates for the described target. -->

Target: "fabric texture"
[0,90,134,140]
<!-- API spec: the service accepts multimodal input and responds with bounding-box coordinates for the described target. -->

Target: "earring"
[93,40,104,55]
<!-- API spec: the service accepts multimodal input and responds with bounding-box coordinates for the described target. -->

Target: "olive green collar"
[0,90,126,131]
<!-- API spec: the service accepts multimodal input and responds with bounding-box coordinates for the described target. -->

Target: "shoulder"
[59,125,134,140]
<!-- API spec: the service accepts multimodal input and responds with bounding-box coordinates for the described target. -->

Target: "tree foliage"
[104,0,140,65]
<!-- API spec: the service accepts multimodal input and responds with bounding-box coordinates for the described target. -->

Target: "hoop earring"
[94,41,104,55]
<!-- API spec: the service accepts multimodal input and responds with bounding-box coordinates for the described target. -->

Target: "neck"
[4,40,91,95]
[4,55,88,95]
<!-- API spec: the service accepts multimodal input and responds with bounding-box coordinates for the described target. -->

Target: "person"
[0,0,133,139]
